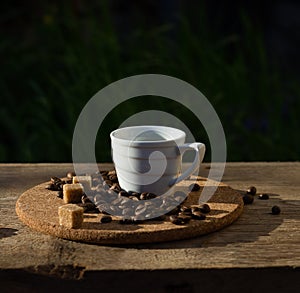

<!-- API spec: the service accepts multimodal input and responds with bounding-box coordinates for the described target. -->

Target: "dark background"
[1,0,299,162]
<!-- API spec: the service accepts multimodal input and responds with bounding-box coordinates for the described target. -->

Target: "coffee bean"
[271,205,281,215]
[122,207,133,216]
[45,183,59,191]
[57,191,63,199]
[111,197,123,206]
[96,203,111,214]
[109,204,121,213]
[147,193,157,199]
[129,195,139,201]
[191,206,200,213]
[178,213,191,223]
[169,215,185,225]
[120,197,130,206]
[94,192,106,203]
[180,206,191,212]
[95,184,106,193]
[80,202,96,212]
[100,170,109,176]
[243,194,254,204]
[108,170,116,176]
[51,176,62,184]
[118,190,128,197]
[92,177,102,186]
[82,195,93,204]
[166,206,180,215]
[109,183,121,192]
[135,204,147,216]
[45,183,54,190]
[199,203,211,213]
[56,183,64,191]
[192,211,206,220]
[258,193,269,200]
[109,175,118,183]
[105,179,113,187]
[106,189,118,197]
[189,183,200,192]
[140,192,148,200]
[102,175,109,181]
[247,186,257,195]
[100,215,112,223]
[66,171,76,179]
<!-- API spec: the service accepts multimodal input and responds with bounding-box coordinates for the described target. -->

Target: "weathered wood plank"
[0,163,299,276]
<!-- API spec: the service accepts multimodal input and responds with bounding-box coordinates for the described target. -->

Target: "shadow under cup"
[110,126,205,196]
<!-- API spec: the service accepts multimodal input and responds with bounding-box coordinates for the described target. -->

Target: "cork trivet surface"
[16,176,244,244]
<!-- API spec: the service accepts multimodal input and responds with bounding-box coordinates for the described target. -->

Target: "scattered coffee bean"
[199,203,211,213]
[80,202,96,212]
[100,215,112,223]
[57,190,63,199]
[178,213,191,223]
[51,176,61,183]
[243,194,254,204]
[271,205,281,215]
[247,186,257,195]
[45,183,60,191]
[258,193,269,200]
[66,171,76,179]
[180,206,192,213]
[190,207,199,214]
[169,215,185,225]
[45,183,54,190]
[189,183,200,192]
[191,211,206,220]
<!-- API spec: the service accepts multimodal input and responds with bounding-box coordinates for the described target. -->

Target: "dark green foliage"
[0,2,299,162]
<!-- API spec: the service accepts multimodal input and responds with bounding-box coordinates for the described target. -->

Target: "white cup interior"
[111,125,185,143]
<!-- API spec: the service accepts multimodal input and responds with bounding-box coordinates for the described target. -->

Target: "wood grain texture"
[0,163,299,278]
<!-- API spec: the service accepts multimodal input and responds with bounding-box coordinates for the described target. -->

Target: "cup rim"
[110,125,186,145]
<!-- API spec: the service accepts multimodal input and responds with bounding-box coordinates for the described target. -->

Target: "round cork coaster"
[16,176,244,245]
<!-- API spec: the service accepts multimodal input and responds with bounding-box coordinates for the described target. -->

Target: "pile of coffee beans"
[45,176,72,199]
[243,186,281,215]
[46,170,210,225]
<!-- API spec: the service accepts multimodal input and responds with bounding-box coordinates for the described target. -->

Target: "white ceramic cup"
[110,125,205,195]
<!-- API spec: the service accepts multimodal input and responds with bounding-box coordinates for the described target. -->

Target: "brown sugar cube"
[72,175,92,191]
[63,183,84,203]
[58,204,84,229]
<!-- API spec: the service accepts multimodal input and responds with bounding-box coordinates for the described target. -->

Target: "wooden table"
[1,163,299,292]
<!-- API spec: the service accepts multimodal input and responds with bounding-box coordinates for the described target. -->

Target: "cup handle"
[169,142,205,186]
